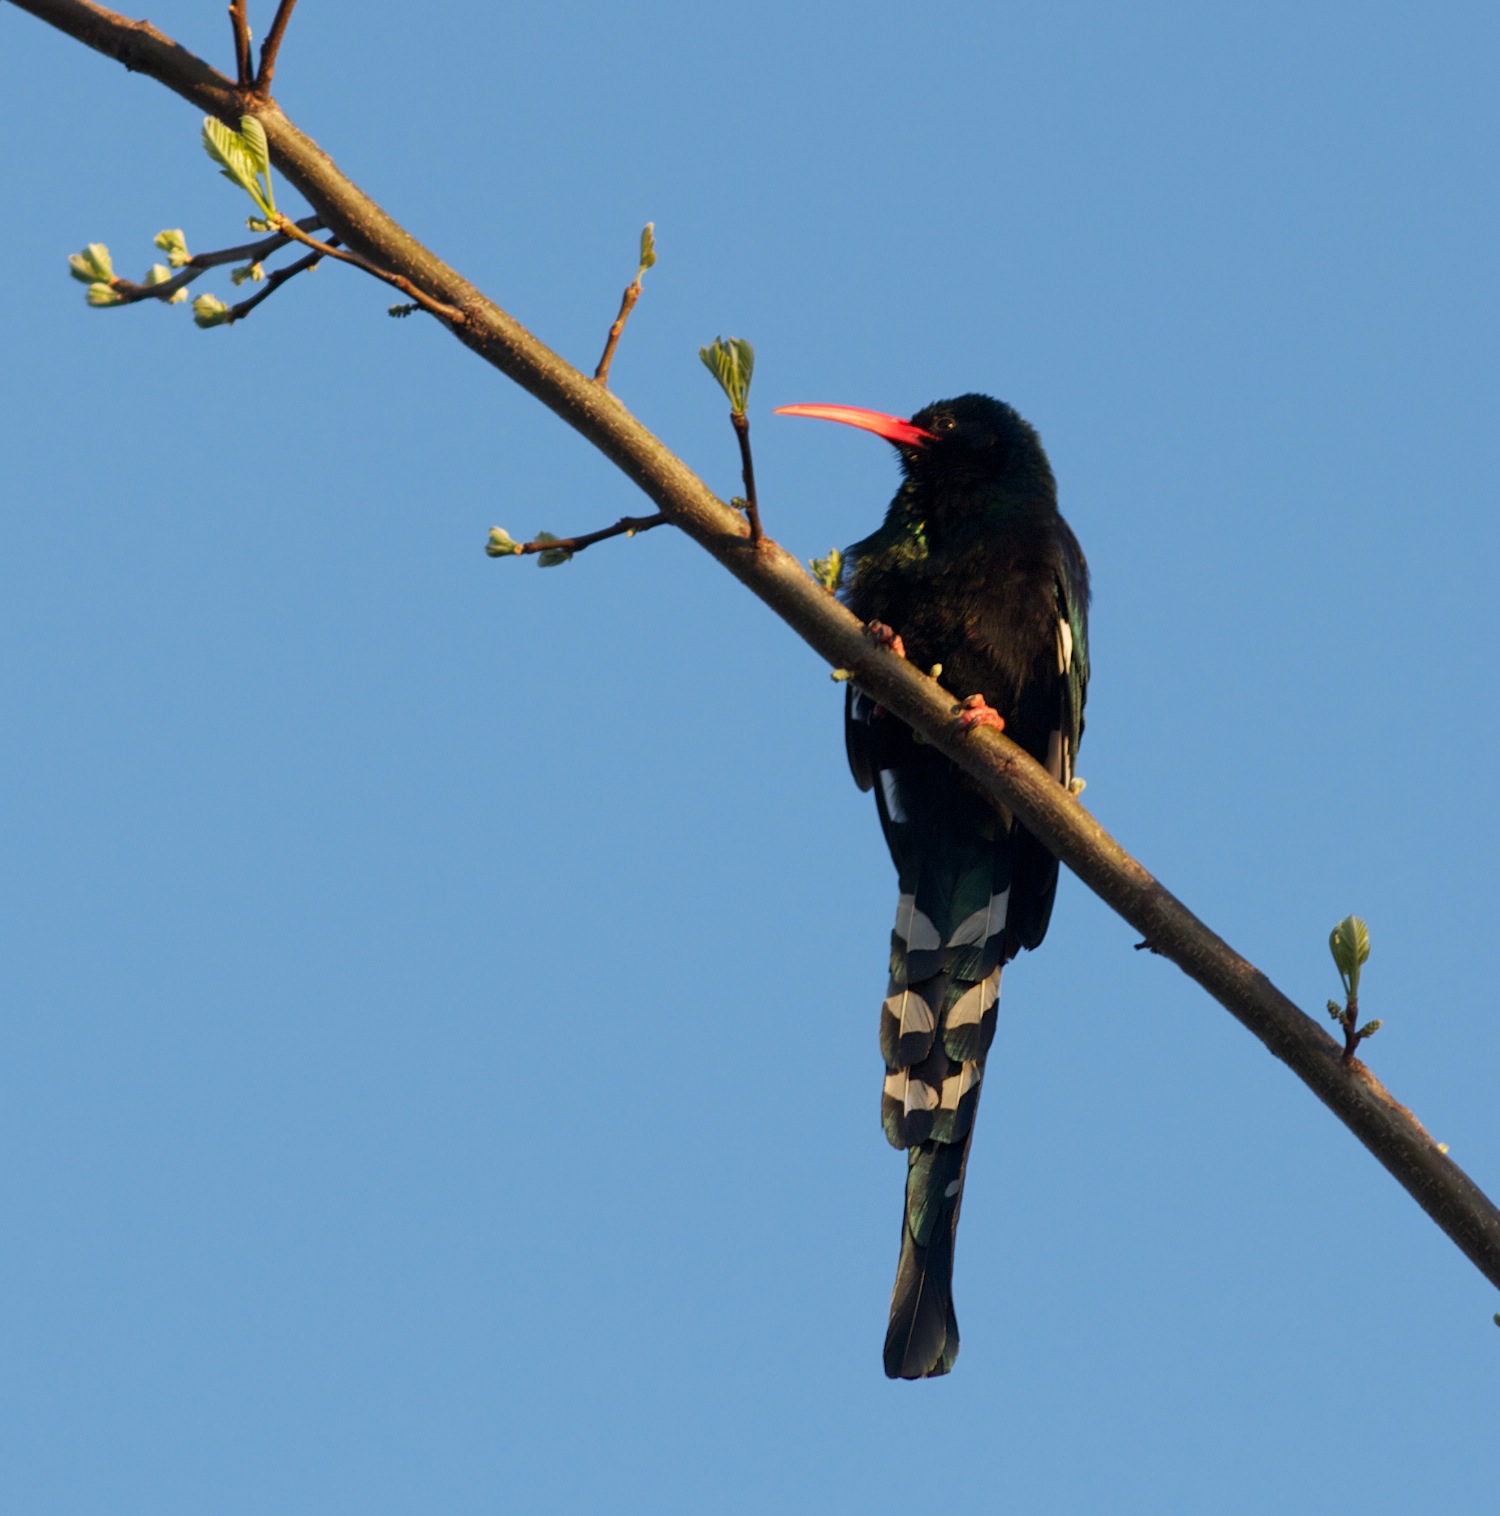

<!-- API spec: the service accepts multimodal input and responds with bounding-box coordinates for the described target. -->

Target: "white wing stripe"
[879,770,907,824]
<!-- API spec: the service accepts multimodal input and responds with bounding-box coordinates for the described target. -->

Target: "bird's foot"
[954,694,1005,734]
[865,621,906,660]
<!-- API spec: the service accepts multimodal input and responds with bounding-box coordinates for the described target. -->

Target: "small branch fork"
[271,214,466,325]
[1330,990,1382,1065]
[223,238,335,323]
[226,0,299,98]
[96,215,325,305]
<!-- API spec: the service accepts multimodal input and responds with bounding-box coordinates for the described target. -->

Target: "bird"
[774,393,1090,1378]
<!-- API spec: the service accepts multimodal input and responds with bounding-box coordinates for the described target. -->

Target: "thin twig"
[95,216,325,306]
[13,0,1500,1302]
[227,0,251,88]
[514,513,667,560]
[225,238,336,323]
[1342,994,1362,1061]
[730,411,763,543]
[271,214,467,325]
[255,0,298,95]
[594,278,642,385]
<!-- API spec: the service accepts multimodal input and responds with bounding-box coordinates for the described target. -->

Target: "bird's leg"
[954,693,1006,734]
[865,621,907,660]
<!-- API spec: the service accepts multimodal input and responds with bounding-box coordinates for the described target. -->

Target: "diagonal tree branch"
[11,0,1500,1298]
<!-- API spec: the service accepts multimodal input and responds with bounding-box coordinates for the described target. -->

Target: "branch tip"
[227,0,252,88]
[594,222,656,386]
[488,513,669,565]
[256,0,299,95]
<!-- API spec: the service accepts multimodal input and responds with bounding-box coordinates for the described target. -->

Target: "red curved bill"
[773,403,935,448]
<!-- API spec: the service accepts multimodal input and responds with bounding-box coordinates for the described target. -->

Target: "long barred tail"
[879,858,1009,1380]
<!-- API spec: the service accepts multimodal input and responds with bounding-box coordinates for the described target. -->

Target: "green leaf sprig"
[1329,915,1371,1001]
[810,547,844,592]
[699,336,755,415]
[202,114,278,222]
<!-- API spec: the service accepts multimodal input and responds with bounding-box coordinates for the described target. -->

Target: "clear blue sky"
[4,2,1499,1511]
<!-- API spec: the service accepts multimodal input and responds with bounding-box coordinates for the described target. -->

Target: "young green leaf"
[154,228,191,267]
[532,530,573,568]
[1329,915,1371,998]
[230,262,266,287]
[68,243,114,284]
[192,292,231,329]
[85,282,124,307]
[201,115,276,217]
[239,115,271,182]
[699,336,755,414]
[485,528,524,557]
[638,222,657,273]
[810,547,845,592]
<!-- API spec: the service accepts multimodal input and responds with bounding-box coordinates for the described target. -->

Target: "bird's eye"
[930,415,956,435]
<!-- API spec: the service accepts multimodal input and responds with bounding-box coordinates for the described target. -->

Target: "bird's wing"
[1048,559,1090,786]
[844,684,877,792]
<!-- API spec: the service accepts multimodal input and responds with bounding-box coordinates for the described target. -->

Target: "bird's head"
[775,392,1055,509]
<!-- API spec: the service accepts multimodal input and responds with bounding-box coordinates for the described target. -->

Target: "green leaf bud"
[533,530,573,568]
[638,222,657,273]
[85,282,125,307]
[1356,1020,1382,1039]
[192,292,231,328]
[1328,915,1371,998]
[154,228,192,267]
[68,243,114,284]
[699,336,755,414]
[485,527,524,557]
[809,546,845,592]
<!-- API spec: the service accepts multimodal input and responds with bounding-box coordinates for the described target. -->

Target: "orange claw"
[955,693,1005,734]
[866,621,906,660]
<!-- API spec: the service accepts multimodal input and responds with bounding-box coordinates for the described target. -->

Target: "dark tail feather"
[883,1138,970,1379]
